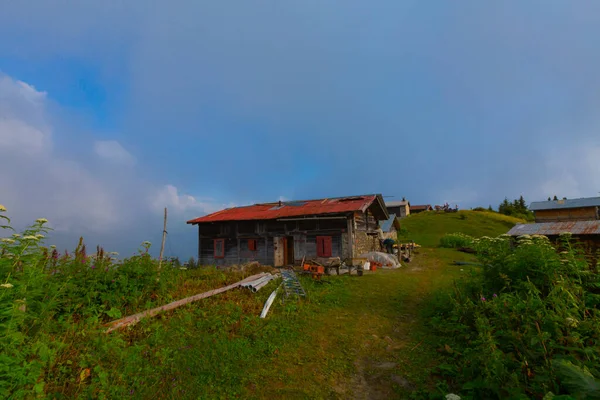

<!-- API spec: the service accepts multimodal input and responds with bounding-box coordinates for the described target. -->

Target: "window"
[248,239,258,251]
[214,239,225,258]
[316,236,332,257]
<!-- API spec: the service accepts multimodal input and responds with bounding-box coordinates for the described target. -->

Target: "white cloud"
[151,185,226,215]
[0,118,50,156]
[94,140,136,166]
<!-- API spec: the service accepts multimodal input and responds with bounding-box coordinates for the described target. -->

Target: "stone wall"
[354,231,380,256]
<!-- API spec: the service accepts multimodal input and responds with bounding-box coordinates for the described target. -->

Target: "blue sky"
[1,1,600,259]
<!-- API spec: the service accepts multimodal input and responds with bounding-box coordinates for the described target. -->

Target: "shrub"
[428,233,600,399]
[439,233,474,249]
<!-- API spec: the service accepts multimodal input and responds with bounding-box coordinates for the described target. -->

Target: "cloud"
[0,72,218,257]
[94,140,136,166]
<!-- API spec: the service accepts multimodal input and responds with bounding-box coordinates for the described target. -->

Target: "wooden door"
[274,237,285,267]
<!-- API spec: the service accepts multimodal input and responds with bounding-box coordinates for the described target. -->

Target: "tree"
[553,195,558,201]
[488,205,493,211]
[548,197,551,201]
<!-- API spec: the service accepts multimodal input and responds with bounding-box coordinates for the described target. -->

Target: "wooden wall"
[535,207,599,222]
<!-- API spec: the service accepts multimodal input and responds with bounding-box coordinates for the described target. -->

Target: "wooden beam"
[347,217,354,259]
[104,273,269,333]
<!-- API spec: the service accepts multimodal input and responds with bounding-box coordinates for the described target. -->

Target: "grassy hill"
[397,210,526,247]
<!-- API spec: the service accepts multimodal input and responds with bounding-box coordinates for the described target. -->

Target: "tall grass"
[427,233,600,399]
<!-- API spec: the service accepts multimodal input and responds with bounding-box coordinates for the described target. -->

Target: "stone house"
[187,194,389,267]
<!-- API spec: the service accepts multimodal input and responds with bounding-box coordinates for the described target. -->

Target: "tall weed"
[428,233,600,399]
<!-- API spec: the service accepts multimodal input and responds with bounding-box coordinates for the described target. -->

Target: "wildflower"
[566,317,579,328]
[1,238,15,244]
[35,234,44,239]
[36,218,48,224]
[22,235,39,241]
[50,245,56,248]
[142,241,151,246]
[446,394,461,400]
[12,234,20,238]
[493,293,497,298]
[0,283,14,288]
[109,251,119,256]
[481,297,486,302]
[0,205,6,212]
[91,265,96,269]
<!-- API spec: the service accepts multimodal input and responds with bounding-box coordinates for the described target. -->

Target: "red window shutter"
[248,239,257,251]
[316,236,332,257]
[214,239,225,258]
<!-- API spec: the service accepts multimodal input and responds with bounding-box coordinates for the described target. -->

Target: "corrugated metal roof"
[507,221,600,236]
[386,200,410,207]
[380,214,400,232]
[530,197,600,211]
[187,194,387,224]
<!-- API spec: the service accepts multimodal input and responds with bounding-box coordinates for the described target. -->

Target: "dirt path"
[254,248,472,399]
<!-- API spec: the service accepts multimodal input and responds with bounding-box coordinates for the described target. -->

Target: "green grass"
[398,210,526,247]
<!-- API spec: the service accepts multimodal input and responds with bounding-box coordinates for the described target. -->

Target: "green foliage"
[428,233,600,399]
[498,195,535,221]
[439,233,474,249]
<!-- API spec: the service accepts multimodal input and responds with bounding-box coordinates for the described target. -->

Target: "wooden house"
[508,196,600,264]
[385,200,410,218]
[530,197,600,222]
[186,194,389,267]
[410,204,433,214]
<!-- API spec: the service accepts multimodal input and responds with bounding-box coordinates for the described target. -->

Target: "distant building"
[529,197,600,223]
[410,204,433,214]
[385,200,410,218]
[508,196,600,264]
[187,194,389,267]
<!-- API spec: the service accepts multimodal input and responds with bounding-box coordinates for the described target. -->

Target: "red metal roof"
[410,204,432,211]
[187,195,384,224]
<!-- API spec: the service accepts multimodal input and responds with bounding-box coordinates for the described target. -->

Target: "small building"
[186,194,389,267]
[507,221,600,264]
[530,197,600,223]
[410,204,433,214]
[385,200,410,218]
[379,213,401,240]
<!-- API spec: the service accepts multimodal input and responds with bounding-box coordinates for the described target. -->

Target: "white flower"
[0,204,6,212]
[446,394,461,400]
[36,218,48,224]
[141,241,151,246]
[35,234,44,239]
[109,252,119,256]
[50,245,56,249]
[1,238,15,244]
[22,235,39,241]
[12,234,21,238]
[565,317,579,328]
[0,283,14,288]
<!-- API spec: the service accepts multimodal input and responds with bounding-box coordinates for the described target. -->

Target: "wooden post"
[158,207,168,270]
[346,217,354,260]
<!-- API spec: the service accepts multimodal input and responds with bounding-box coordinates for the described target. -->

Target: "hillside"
[397,210,526,247]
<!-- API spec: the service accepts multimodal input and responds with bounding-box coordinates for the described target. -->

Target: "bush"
[0,207,180,398]
[439,233,474,249]
[428,233,600,399]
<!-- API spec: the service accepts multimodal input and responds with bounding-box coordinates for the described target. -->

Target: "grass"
[57,248,479,399]
[3,207,515,399]
[397,210,526,247]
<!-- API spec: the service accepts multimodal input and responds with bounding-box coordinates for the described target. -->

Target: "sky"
[1,1,600,259]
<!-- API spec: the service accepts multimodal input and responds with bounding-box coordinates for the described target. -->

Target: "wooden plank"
[104,273,269,333]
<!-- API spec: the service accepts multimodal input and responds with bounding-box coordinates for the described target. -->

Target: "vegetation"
[398,210,524,247]
[498,195,535,221]
[439,233,474,249]
[426,233,600,399]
